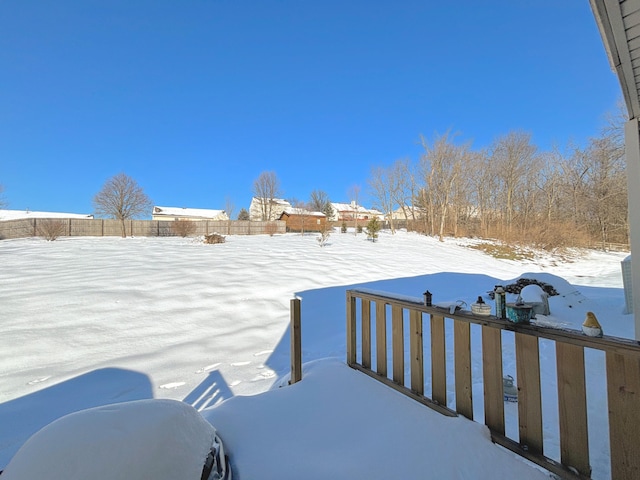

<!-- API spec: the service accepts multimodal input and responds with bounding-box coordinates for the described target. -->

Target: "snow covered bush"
[204,233,225,244]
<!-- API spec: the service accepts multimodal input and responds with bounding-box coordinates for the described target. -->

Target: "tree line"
[368,109,628,250]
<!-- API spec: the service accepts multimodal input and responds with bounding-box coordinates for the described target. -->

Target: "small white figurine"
[582,312,603,338]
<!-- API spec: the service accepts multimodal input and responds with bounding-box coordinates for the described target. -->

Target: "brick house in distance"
[279,208,327,233]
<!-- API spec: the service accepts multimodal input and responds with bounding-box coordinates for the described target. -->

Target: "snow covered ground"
[0,230,630,478]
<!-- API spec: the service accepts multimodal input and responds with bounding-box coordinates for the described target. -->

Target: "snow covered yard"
[0,231,630,478]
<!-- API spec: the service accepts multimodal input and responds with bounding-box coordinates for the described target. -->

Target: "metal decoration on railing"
[423,290,432,307]
[494,285,506,319]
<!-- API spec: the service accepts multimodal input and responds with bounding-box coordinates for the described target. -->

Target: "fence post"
[290,298,302,384]
[346,291,356,365]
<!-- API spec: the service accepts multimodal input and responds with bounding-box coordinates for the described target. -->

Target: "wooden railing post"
[454,319,473,419]
[556,343,589,477]
[431,313,447,406]
[290,298,302,385]
[482,326,504,435]
[346,292,357,366]
[410,310,424,395]
[375,301,387,376]
[606,352,640,479]
[362,300,371,369]
[392,305,404,384]
[515,333,543,454]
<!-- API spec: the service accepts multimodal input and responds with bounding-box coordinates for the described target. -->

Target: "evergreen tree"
[237,208,250,220]
[366,217,381,242]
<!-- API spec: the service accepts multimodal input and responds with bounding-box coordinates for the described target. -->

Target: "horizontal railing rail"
[346,288,640,480]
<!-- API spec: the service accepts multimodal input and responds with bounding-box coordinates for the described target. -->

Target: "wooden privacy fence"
[346,289,640,480]
[0,218,285,240]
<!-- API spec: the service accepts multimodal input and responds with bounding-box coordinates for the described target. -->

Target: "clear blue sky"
[0,0,622,216]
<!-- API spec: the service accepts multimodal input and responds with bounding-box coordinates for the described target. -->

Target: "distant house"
[279,208,327,232]
[0,209,94,221]
[329,202,384,222]
[151,206,229,221]
[249,197,291,221]
[390,205,423,220]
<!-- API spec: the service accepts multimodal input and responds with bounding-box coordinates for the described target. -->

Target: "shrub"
[357,225,364,234]
[204,233,225,244]
[341,222,347,233]
[365,218,381,242]
[37,219,67,241]
[171,220,197,237]
[264,222,278,236]
[317,225,332,247]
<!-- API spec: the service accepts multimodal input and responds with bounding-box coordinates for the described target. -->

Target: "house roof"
[591,0,640,119]
[281,208,326,217]
[152,206,225,218]
[331,202,383,215]
[251,197,291,206]
[0,209,94,221]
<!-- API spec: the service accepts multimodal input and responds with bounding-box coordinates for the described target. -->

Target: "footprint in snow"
[230,380,241,387]
[159,382,185,390]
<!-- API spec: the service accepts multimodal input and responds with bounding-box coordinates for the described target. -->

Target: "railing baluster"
[556,342,590,477]
[410,310,424,395]
[606,352,640,480]
[515,333,543,454]
[431,313,447,406]
[346,292,356,366]
[289,298,302,384]
[392,305,404,385]
[454,319,473,419]
[482,325,504,435]
[376,301,387,376]
[362,299,371,369]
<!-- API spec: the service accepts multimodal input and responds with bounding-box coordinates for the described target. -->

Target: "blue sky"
[0,1,622,216]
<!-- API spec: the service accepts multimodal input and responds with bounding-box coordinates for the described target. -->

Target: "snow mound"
[1,399,217,480]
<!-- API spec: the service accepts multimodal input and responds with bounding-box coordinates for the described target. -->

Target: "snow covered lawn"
[0,231,629,478]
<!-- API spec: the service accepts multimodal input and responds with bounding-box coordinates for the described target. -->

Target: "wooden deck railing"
[345,288,640,480]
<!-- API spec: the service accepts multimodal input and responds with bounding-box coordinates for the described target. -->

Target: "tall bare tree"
[253,171,281,221]
[490,131,537,237]
[0,184,7,208]
[368,165,397,234]
[348,184,361,234]
[420,132,468,241]
[309,189,333,217]
[93,173,152,237]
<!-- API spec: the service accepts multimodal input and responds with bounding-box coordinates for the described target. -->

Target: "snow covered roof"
[0,209,94,221]
[281,207,326,217]
[251,197,291,206]
[152,206,225,218]
[331,202,383,215]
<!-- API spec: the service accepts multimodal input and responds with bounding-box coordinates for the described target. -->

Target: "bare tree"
[490,131,537,237]
[0,184,7,208]
[309,190,333,218]
[38,219,67,241]
[420,132,468,241]
[348,184,361,234]
[93,173,153,237]
[225,196,235,235]
[253,171,281,220]
[368,165,397,234]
